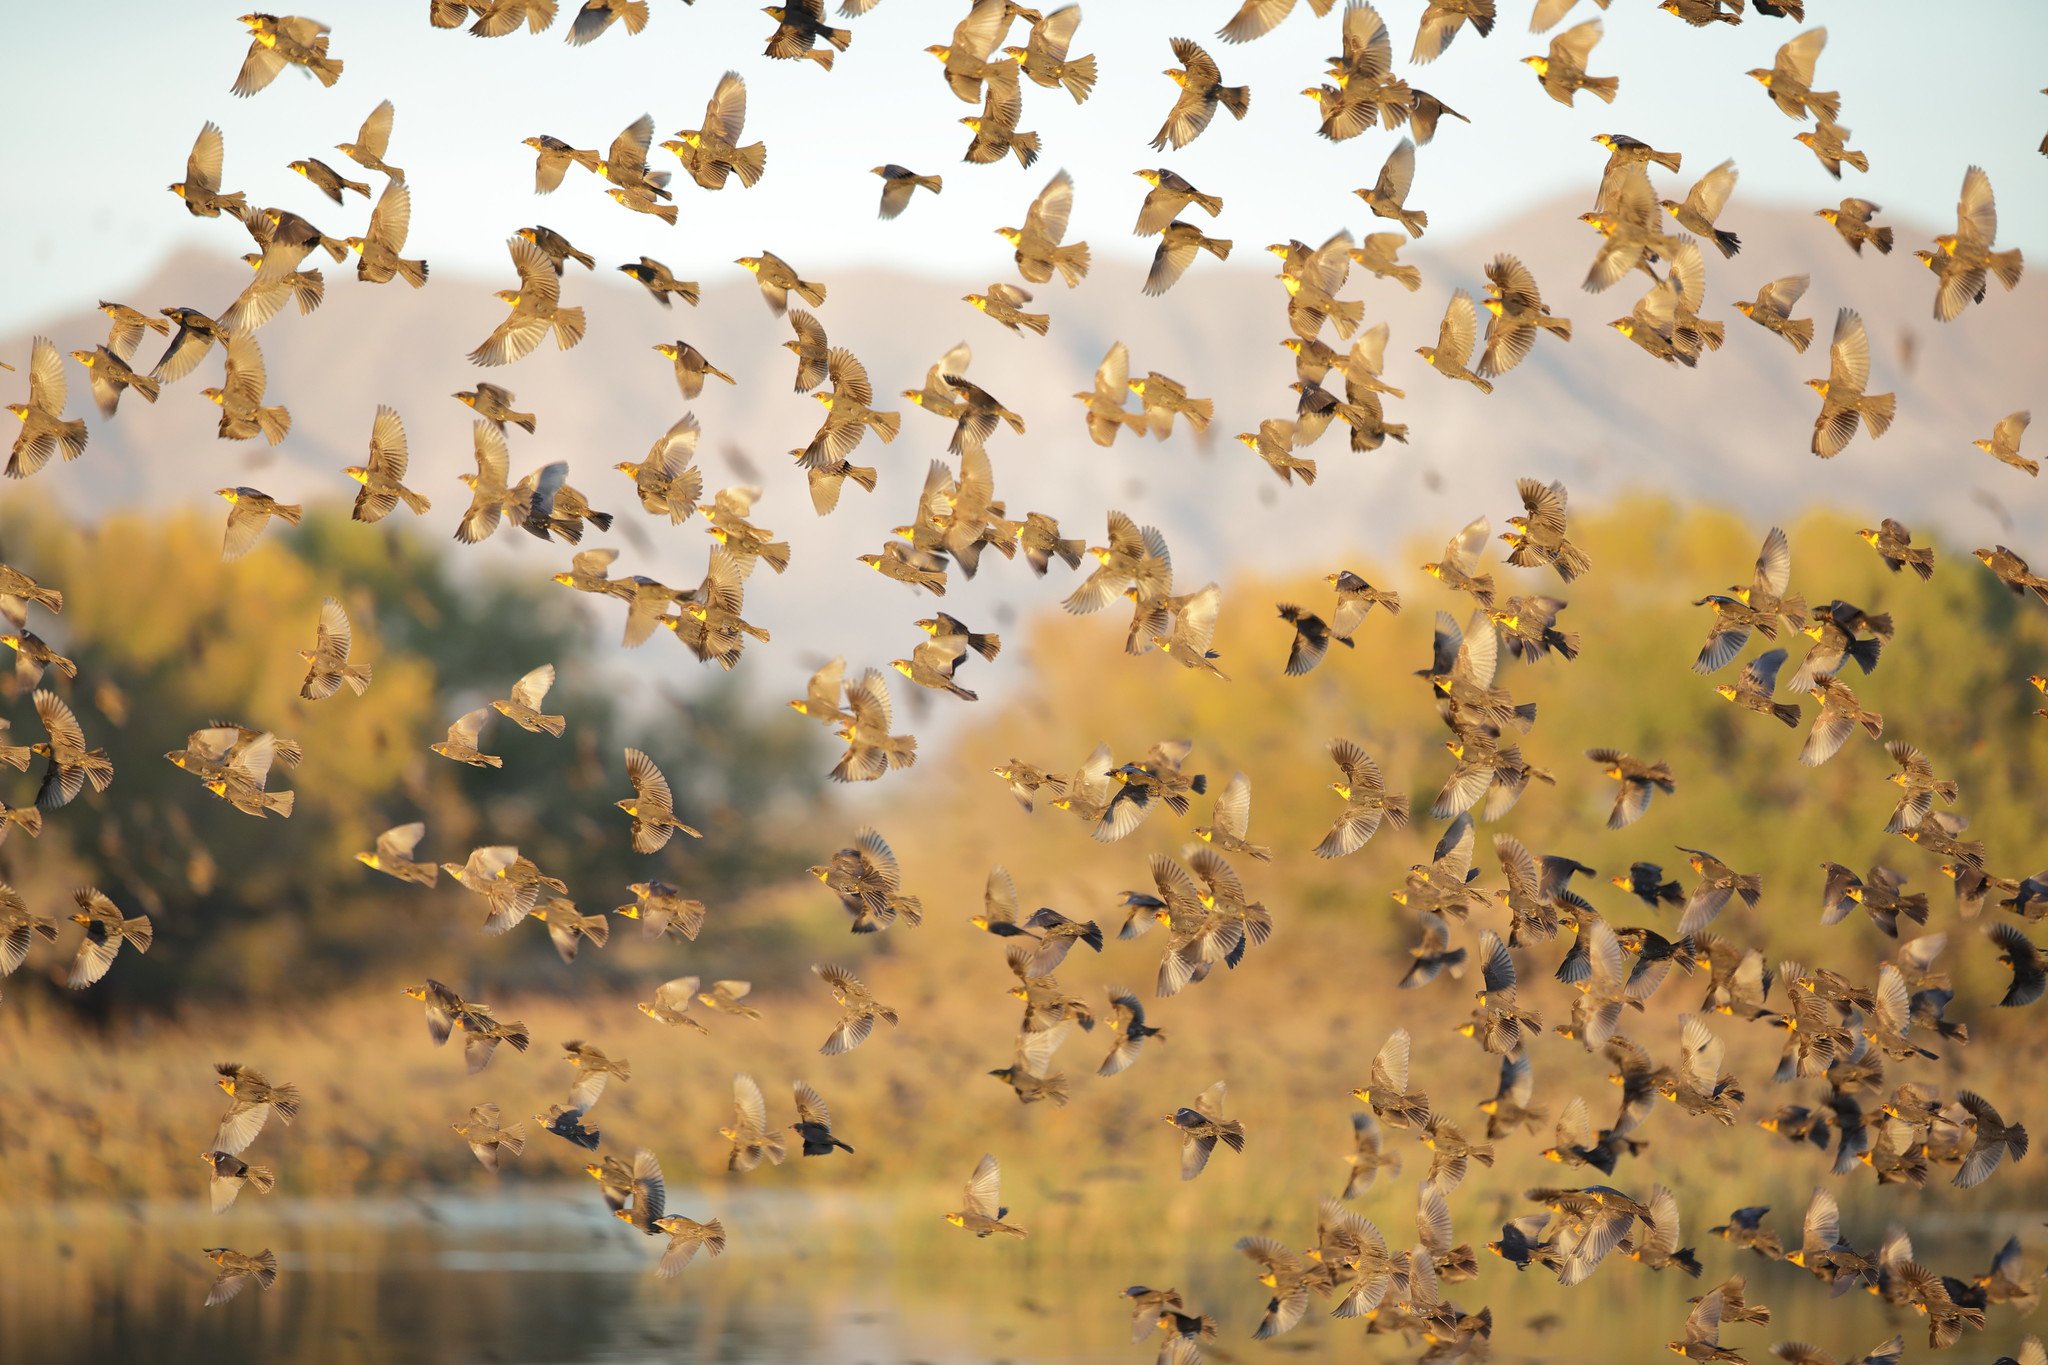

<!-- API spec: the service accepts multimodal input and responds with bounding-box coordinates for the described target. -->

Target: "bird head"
[400,984,427,1001]
[993,227,1021,246]
[1165,68,1187,87]
[1414,346,1437,364]
[1814,208,1838,224]
[5,403,28,421]
[1733,300,1755,318]
[615,800,639,817]
[944,1212,966,1228]
[1806,379,1830,396]
[735,257,761,274]
[1522,56,1549,75]
[205,779,228,797]
[169,182,189,199]
[964,294,987,311]
[1793,132,1818,150]
[493,289,521,307]
[1714,685,1738,702]
[959,117,982,132]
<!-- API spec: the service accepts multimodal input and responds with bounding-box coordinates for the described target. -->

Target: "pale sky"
[1,0,2043,330]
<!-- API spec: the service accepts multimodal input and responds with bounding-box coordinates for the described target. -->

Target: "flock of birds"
[2,1,2047,1360]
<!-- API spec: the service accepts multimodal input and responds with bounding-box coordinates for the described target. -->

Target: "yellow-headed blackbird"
[1808,308,1894,457]
[70,345,159,418]
[1417,291,1492,393]
[1794,120,1867,178]
[431,707,502,768]
[31,690,113,810]
[1586,749,1674,828]
[1357,138,1427,237]
[1920,166,2025,322]
[222,252,324,335]
[522,135,601,193]
[1167,1081,1246,1180]
[232,14,341,97]
[567,0,649,46]
[1000,169,1090,286]
[68,888,150,988]
[1317,739,1409,857]
[1735,274,1814,353]
[665,72,767,189]
[454,382,536,435]
[1153,38,1249,151]
[1145,221,1233,296]
[1413,0,1497,65]
[946,1153,1025,1237]
[6,340,87,479]
[1975,546,2048,605]
[358,823,439,886]
[1713,648,1799,727]
[289,156,369,204]
[814,962,899,1054]
[199,334,290,443]
[1478,255,1570,377]
[1133,169,1221,237]
[721,1073,787,1171]
[201,1151,276,1213]
[653,341,734,401]
[536,1103,600,1148]
[1857,519,1932,581]
[763,1,850,68]
[216,487,301,560]
[1524,20,1616,105]
[873,165,942,219]
[618,256,698,308]
[1750,27,1837,122]
[212,1062,302,1154]
[926,0,1019,104]
[1661,160,1741,258]
[789,1079,854,1155]
[471,237,586,366]
[1007,7,1095,103]
[0,630,74,689]
[345,405,430,522]
[1816,197,1891,255]
[335,99,401,179]
[736,250,826,316]
[450,1104,524,1172]
[618,747,701,851]
[1974,411,2034,477]
[171,122,247,218]
[201,1247,277,1306]
[345,180,426,286]
[962,62,1039,166]
[299,596,371,700]
[1502,478,1590,581]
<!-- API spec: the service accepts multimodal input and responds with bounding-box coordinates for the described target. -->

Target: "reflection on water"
[2,1189,2039,1364]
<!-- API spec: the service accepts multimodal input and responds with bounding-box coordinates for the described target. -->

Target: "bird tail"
[293,270,326,313]
[313,57,343,88]
[1991,249,2026,291]
[1219,86,1251,120]
[585,509,615,532]
[498,1124,526,1156]
[1584,76,1619,104]
[652,202,679,226]
[1846,636,1883,673]
[26,585,63,613]
[1040,1073,1072,1106]
[1326,297,1364,338]
[1079,920,1105,952]
[536,712,566,737]
[402,862,439,887]
[1060,55,1097,103]
[1180,397,1215,433]
[845,463,878,493]
[868,410,901,443]
[1388,263,1422,292]
[252,1248,280,1288]
[500,1022,531,1053]
[509,410,537,434]
[552,308,588,351]
[319,236,350,264]
[914,174,944,195]
[123,915,154,952]
[1808,90,1841,123]
[731,142,768,188]
[1712,229,1741,258]
[1842,149,1869,174]
[1019,311,1051,336]
[823,23,852,50]
[273,502,305,526]
[130,373,163,403]
[344,177,371,198]
[1204,237,1233,261]
[968,631,1001,661]
[50,654,78,679]
[256,404,291,444]
[4,807,42,840]
[759,541,792,574]
[561,247,595,271]
[1861,392,1896,439]
[264,789,296,818]
[397,485,432,515]
[1402,209,1429,238]
[1538,314,1573,338]
[1217,1119,1247,1153]
[805,47,835,70]
[344,664,373,696]
[1772,702,1801,728]
[1010,132,1041,168]
[793,279,828,308]
[1869,226,1894,255]
[397,257,428,288]
[1650,150,1683,174]
[247,1164,277,1195]
[1053,243,1090,287]
[1782,317,1814,353]
[59,419,89,460]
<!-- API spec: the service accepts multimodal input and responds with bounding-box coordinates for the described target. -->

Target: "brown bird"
[1416,291,1493,394]
[1356,138,1427,238]
[1152,38,1250,151]
[470,237,587,366]
[617,748,702,852]
[1808,308,1895,458]
[1974,410,2034,477]
[298,596,372,700]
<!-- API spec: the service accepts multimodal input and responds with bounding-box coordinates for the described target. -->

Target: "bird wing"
[508,237,561,306]
[1438,290,1479,367]
[1777,25,1825,85]
[1375,138,1417,205]
[1955,164,1997,250]
[793,1079,831,1127]
[188,121,227,190]
[314,596,352,659]
[355,100,395,157]
[1758,273,1810,314]
[1828,308,1871,390]
[377,822,426,860]
[963,1153,1003,1218]
[369,405,410,478]
[1753,526,1792,598]
[625,747,673,811]
[366,180,412,251]
[509,663,556,710]
[1550,18,1604,68]
[703,70,750,144]
[446,707,492,749]
[1024,168,1075,245]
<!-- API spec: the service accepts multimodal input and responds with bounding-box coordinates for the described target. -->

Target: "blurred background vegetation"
[2,492,2045,1359]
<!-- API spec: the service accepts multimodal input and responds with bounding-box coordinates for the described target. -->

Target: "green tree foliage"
[0,499,826,1009]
